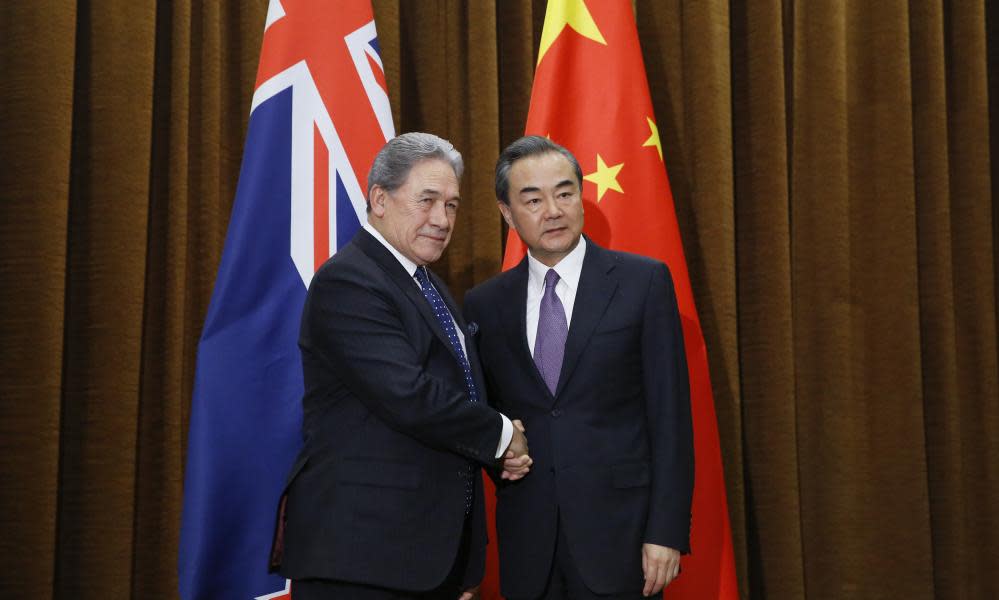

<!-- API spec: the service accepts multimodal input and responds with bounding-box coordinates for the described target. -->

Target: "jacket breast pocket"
[335,458,422,490]
[590,322,640,350]
[612,462,650,489]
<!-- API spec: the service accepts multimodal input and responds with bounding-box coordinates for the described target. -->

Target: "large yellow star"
[643,117,663,161]
[537,0,607,65]
[583,154,624,202]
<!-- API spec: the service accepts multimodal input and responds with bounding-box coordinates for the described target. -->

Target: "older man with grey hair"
[270,132,531,599]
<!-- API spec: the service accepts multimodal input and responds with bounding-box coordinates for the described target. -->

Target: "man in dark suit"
[272,132,531,600]
[463,136,694,599]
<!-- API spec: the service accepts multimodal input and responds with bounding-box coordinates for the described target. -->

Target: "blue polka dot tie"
[414,266,478,513]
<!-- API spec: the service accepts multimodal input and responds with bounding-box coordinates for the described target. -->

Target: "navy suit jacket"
[463,238,694,597]
[274,229,503,592]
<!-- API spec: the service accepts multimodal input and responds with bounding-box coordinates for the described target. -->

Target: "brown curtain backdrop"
[1,1,996,598]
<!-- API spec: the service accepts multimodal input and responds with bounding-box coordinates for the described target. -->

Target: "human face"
[369,158,460,265]
[498,152,584,267]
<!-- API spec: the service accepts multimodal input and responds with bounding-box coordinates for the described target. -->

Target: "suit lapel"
[353,230,461,364]
[554,241,618,399]
[431,269,488,401]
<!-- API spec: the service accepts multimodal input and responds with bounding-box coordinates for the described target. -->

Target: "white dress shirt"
[526,236,587,354]
[363,223,513,458]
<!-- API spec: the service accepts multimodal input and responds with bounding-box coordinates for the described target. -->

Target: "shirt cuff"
[494,414,514,459]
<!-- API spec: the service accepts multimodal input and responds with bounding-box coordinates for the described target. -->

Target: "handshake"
[500,419,533,481]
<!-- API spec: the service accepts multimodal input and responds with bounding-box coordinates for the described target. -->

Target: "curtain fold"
[56,1,157,595]
[0,4,78,598]
[0,1,996,598]
[729,1,803,596]
[916,2,999,597]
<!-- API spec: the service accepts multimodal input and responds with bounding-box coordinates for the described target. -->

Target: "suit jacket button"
[551,408,563,418]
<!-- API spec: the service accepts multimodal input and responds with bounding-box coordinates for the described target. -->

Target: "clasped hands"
[500,419,532,480]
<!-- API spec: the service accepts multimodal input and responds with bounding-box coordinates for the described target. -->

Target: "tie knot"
[414,266,430,287]
[545,269,560,289]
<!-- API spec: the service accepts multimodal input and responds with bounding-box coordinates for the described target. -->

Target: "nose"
[428,198,450,229]
[542,195,563,219]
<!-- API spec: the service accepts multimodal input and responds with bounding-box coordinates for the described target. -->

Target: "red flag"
[487,1,739,598]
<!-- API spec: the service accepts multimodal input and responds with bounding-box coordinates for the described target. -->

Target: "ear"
[497,201,515,230]
[370,185,388,218]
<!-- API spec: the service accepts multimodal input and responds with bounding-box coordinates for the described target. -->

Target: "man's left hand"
[641,543,681,596]
[458,585,479,600]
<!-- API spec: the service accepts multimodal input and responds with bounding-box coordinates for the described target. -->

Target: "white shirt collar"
[527,236,586,292]
[364,222,420,277]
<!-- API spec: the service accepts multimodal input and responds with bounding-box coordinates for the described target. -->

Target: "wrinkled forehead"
[389,160,461,206]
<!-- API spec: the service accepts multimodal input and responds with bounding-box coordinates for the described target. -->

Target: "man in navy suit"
[464,136,694,599]
[272,132,531,599]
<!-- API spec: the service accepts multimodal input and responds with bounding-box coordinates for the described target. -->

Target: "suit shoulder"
[465,268,516,306]
[309,242,383,292]
[599,248,679,295]
[604,248,668,273]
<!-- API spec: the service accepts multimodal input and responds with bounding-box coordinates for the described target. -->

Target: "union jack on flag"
[178,2,393,599]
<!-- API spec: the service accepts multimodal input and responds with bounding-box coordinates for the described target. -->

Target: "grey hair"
[494,135,583,204]
[366,132,463,210]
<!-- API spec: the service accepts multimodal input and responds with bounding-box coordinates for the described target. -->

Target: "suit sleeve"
[641,262,695,552]
[303,266,503,465]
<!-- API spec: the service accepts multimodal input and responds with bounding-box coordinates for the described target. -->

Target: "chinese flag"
[489,1,740,598]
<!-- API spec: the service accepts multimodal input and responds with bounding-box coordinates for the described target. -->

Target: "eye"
[446,201,459,211]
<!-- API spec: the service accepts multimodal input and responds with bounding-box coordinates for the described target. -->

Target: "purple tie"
[534,269,568,394]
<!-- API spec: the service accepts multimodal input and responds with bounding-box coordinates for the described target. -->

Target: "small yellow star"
[643,117,663,161]
[583,154,624,202]
[537,0,607,66]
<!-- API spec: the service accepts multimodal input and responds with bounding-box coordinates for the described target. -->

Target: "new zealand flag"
[178,2,393,598]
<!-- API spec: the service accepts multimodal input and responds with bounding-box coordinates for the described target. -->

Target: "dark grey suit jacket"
[464,238,694,598]
[274,228,502,592]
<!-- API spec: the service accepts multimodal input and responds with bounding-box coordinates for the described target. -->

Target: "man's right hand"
[501,419,532,480]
